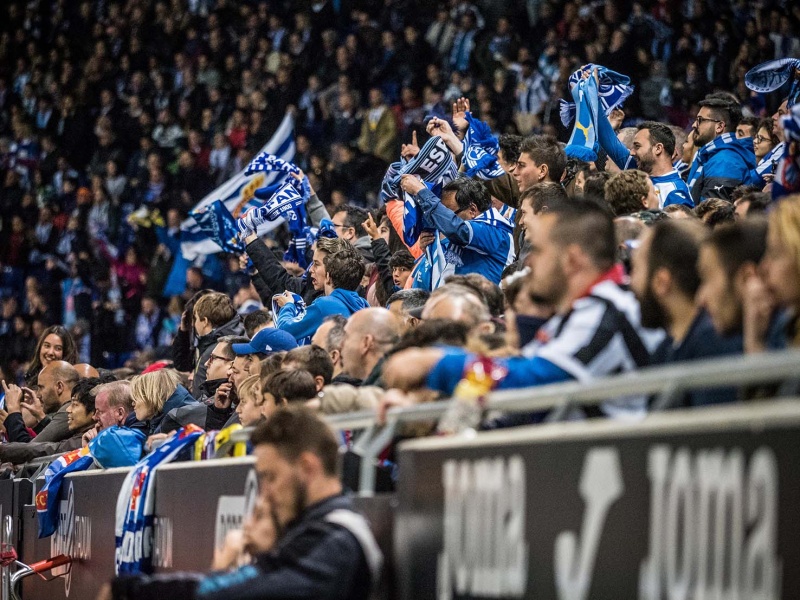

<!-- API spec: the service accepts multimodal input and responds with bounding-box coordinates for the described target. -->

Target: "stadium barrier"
[2,350,799,599]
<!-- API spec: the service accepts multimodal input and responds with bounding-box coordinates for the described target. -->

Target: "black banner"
[395,400,800,600]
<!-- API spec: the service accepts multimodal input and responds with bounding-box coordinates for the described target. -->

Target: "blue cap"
[231,327,298,356]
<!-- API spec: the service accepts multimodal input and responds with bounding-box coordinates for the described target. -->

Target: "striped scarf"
[564,70,601,162]
[686,133,738,194]
[756,142,785,177]
[745,58,800,108]
[115,425,204,574]
[245,152,301,177]
[773,105,800,200]
[391,137,458,246]
[560,64,633,127]
[461,112,504,180]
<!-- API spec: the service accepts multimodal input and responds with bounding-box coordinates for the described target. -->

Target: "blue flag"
[35,446,94,538]
[560,64,633,127]
[189,200,244,254]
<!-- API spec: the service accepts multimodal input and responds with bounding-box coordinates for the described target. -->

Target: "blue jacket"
[277,288,369,343]
[149,385,198,436]
[415,187,514,284]
[686,133,762,203]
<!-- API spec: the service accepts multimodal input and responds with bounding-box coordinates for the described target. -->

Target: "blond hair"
[237,374,261,406]
[768,195,800,345]
[130,369,182,418]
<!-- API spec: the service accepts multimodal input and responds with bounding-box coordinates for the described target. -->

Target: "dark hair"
[583,171,612,198]
[695,199,735,227]
[444,273,504,317]
[26,325,78,384]
[519,135,567,182]
[737,116,760,134]
[663,204,697,217]
[442,177,491,214]
[637,121,676,156]
[604,170,651,217]
[386,288,430,310]
[321,314,347,351]
[71,377,104,413]
[389,319,471,354]
[548,197,617,270]
[389,249,415,271]
[323,247,365,290]
[698,97,742,132]
[263,369,318,404]
[284,345,334,385]
[258,352,286,380]
[647,220,707,297]
[737,191,770,215]
[333,205,368,237]
[520,181,570,214]
[193,292,237,328]
[250,406,339,476]
[756,118,779,145]
[243,309,272,338]
[703,219,768,281]
[498,133,523,164]
[731,184,763,202]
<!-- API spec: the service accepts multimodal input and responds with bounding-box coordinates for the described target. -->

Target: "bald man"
[422,285,494,333]
[2,361,79,444]
[74,363,100,378]
[340,308,402,384]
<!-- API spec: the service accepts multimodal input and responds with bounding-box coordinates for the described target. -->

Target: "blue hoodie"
[686,133,762,203]
[277,288,369,343]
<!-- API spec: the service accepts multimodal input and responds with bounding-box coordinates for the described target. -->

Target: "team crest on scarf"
[461,112,505,180]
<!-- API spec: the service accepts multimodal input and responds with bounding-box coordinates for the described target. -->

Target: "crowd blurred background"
[0,0,797,378]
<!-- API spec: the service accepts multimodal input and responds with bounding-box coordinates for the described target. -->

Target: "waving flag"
[180,113,295,260]
[115,425,204,574]
[462,112,505,180]
[189,200,244,254]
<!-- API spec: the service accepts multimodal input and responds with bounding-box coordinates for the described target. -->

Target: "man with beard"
[104,407,382,600]
[384,198,664,420]
[597,118,693,208]
[630,219,742,407]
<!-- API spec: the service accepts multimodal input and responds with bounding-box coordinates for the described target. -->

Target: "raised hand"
[1,381,23,414]
[401,130,420,160]
[362,213,381,240]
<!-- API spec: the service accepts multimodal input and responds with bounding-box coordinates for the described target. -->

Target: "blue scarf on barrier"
[745,58,800,108]
[115,425,204,575]
[774,105,800,200]
[391,137,458,246]
[560,64,633,127]
[37,427,146,538]
[190,200,244,254]
[462,112,505,180]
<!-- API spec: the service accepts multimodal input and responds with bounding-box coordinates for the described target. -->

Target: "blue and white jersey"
[651,168,694,208]
[755,142,785,178]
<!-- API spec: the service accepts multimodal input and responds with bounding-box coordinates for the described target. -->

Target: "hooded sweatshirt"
[687,133,762,203]
[277,288,370,344]
[147,385,199,436]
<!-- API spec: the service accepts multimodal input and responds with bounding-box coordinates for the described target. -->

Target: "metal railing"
[225,349,800,492]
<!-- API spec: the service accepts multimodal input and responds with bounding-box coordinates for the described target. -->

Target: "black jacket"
[172,316,244,397]
[111,494,381,600]
[245,238,321,306]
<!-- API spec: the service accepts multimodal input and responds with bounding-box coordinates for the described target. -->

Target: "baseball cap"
[231,327,298,356]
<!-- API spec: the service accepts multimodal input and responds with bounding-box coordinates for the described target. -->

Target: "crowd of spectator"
[0,1,799,598]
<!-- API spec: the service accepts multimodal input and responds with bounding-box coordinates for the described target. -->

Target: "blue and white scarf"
[238,179,308,239]
[756,142,786,177]
[774,105,800,200]
[245,152,301,177]
[380,160,405,204]
[115,425,204,575]
[391,137,458,245]
[745,58,800,108]
[190,200,244,254]
[686,133,739,195]
[410,235,449,292]
[564,70,601,162]
[461,112,505,180]
[673,158,690,179]
[559,64,633,127]
[272,292,310,344]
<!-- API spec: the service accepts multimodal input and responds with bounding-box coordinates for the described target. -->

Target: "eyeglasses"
[754,135,770,144]
[207,354,232,364]
[693,116,723,126]
[332,223,352,231]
